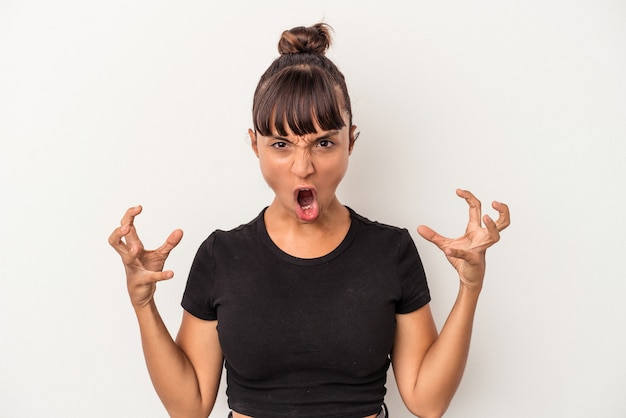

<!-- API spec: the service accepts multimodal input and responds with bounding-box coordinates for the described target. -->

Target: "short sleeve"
[181,233,218,320]
[395,229,431,314]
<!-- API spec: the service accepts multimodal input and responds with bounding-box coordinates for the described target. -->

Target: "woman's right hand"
[108,205,183,308]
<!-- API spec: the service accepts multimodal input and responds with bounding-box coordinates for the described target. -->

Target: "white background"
[1,0,625,417]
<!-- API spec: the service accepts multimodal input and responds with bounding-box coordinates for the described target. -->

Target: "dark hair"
[252,23,353,137]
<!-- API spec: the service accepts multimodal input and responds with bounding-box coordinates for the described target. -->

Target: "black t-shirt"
[182,208,430,418]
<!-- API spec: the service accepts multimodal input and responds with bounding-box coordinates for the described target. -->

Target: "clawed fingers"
[120,205,142,226]
[457,189,482,228]
[108,206,143,247]
[418,190,510,255]
[483,214,501,244]
[108,223,130,252]
[416,190,510,286]
[120,205,142,245]
[108,205,144,262]
[108,224,140,266]
[458,189,510,232]
[491,200,511,231]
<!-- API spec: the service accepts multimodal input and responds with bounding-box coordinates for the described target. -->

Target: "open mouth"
[297,188,315,210]
[294,188,319,221]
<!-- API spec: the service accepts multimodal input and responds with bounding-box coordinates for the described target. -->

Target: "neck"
[264,198,351,258]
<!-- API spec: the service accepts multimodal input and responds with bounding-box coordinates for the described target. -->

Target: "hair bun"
[278,23,332,55]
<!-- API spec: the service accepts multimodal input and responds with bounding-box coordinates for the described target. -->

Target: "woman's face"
[249,115,356,223]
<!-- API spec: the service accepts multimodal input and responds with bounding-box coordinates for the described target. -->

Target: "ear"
[248,128,259,158]
[348,125,358,155]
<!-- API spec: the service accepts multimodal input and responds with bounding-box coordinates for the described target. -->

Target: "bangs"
[253,66,346,137]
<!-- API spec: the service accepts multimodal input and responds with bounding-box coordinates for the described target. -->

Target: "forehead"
[253,67,349,137]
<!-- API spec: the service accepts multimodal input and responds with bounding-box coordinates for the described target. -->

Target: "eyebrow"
[267,130,341,143]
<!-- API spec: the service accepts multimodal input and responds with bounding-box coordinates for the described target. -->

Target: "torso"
[232,413,378,418]
[181,207,431,418]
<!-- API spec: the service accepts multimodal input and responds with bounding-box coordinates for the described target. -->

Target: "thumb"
[157,229,184,256]
[151,270,175,283]
[417,225,451,252]
[141,270,174,283]
[418,225,441,243]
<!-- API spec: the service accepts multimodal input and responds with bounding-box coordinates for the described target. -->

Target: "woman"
[109,23,510,418]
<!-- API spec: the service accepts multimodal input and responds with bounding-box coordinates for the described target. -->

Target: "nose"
[291,149,314,178]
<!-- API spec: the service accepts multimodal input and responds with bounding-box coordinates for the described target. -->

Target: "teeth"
[302,205,312,210]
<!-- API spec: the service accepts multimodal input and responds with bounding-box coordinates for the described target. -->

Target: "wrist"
[458,282,482,302]
[133,298,158,317]
[458,272,484,295]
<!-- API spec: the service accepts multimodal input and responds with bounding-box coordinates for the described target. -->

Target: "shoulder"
[192,209,266,259]
[347,207,404,230]
[209,209,266,242]
[345,207,419,261]
[347,207,410,240]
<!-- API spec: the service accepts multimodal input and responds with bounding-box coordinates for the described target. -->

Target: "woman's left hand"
[417,189,510,290]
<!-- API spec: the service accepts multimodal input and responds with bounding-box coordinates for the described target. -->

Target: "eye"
[271,141,288,149]
[317,139,334,148]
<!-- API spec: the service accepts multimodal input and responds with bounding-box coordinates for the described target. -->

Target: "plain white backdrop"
[1,0,625,416]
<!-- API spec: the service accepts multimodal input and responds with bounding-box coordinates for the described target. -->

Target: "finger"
[483,214,501,244]
[120,205,142,226]
[155,229,184,256]
[456,189,482,227]
[108,224,141,265]
[108,224,130,251]
[120,205,143,245]
[417,225,449,249]
[491,200,511,231]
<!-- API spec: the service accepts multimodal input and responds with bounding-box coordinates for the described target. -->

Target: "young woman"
[109,23,510,418]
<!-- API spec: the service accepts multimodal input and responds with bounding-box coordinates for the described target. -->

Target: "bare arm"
[392,290,479,418]
[133,304,223,418]
[109,206,223,418]
[392,190,510,417]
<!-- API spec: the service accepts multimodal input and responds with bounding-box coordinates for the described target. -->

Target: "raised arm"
[392,189,510,417]
[108,206,223,418]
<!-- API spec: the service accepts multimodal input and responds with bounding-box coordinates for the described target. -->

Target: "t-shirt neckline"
[256,206,360,266]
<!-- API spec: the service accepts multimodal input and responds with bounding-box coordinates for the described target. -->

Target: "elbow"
[420,412,446,418]
[169,409,209,418]
[166,401,213,418]
[407,399,451,418]
[409,409,447,418]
